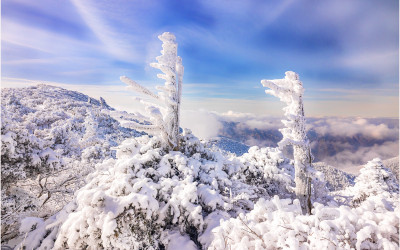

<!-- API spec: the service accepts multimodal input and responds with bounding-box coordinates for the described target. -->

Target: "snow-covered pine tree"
[261,71,312,214]
[352,158,399,205]
[119,32,183,150]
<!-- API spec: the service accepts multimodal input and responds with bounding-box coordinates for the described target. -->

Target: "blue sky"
[2,0,399,117]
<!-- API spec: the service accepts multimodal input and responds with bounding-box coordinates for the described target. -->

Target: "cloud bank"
[180,109,399,172]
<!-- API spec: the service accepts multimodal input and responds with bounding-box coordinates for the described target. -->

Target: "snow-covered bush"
[118,32,183,150]
[210,195,399,249]
[261,71,313,214]
[1,189,39,242]
[1,104,62,187]
[21,125,332,249]
[233,146,330,207]
[351,158,399,206]
[235,146,294,200]
[1,103,63,241]
[17,201,77,250]
[22,130,251,249]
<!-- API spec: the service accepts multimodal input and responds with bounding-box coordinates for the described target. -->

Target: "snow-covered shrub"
[17,201,77,250]
[261,71,313,214]
[233,146,330,208]
[1,104,63,242]
[22,127,327,249]
[1,189,39,242]
[235,146,294,200]
[22,130,256,249]
[210,195,399,249]
[351,158,399,206]
[1,105,62,187]
[118,32,183,150]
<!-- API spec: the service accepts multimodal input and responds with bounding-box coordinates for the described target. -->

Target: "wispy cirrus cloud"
[69,0,144,63]
[2,20,95,54]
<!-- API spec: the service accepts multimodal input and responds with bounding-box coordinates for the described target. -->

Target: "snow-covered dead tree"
[119,32,183,150]
[261,71,312,214]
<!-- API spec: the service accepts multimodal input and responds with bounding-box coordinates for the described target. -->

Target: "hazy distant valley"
[211,116,399,173]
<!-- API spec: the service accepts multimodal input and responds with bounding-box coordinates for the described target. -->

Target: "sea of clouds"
[181,110,399,173]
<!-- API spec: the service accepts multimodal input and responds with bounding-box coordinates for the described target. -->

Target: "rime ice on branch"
[119,32,183,150]
[261,71,312,214]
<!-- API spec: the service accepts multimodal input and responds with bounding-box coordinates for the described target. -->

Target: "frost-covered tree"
[119,32,183,150]
[261,71,312,214]
[352,158,399,205]
[383,156,399,182]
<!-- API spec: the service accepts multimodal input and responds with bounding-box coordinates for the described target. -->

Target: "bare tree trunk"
[293,145,312,214]
[168,102,180,150]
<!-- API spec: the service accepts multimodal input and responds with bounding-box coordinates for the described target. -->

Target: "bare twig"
[238,216,264,242]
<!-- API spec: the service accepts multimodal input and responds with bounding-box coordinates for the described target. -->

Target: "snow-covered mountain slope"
[313,162,355,191]
[1,84,143,242]
[208,136,250,156]
[1,84,143,169]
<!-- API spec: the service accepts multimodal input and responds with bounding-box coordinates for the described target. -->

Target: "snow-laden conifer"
[351,158,399,205]
[118,32,183,150]
[261,71,313,214]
